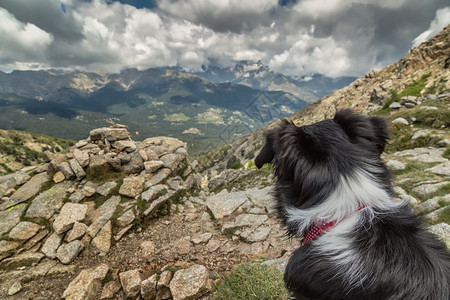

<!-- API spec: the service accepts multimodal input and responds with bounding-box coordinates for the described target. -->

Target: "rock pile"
[0,125,209,298]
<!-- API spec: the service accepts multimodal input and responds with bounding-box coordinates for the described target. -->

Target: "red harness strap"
[302,220,336,245]
[302,205,367,245]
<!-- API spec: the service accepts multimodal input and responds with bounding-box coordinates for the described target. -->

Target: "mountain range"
[0,62,355,154]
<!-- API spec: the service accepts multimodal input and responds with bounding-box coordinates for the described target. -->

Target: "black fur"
[256,110,450,300]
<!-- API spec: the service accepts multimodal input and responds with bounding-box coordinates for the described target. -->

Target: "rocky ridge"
[0,124,297,299]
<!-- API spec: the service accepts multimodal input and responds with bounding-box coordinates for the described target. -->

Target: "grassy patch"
[213,262,289,300]
[85,165,125,183]
[224,226,240,239]
[435,207,450,224]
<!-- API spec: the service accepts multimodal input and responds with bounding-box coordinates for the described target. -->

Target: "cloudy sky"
[0,0,449,77]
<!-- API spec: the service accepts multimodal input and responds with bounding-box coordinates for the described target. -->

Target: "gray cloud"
[0,0,448,77]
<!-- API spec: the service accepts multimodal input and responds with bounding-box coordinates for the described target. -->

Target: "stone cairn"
[0,124,208,299]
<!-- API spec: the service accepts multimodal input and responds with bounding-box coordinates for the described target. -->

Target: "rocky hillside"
[213,25,450,172]
[0,129,74,175]
[0,123,298,299]
[0,25,449,300]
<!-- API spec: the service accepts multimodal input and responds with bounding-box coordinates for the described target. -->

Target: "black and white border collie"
[255,110,449,300]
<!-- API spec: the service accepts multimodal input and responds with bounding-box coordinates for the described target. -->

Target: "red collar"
[302,205,367,245]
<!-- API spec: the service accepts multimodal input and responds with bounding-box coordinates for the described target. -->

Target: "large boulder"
[170,265,211,300]
[62,264,109,300]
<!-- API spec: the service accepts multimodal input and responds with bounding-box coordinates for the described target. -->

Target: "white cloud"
[0,0,449,76]
[0,7,53,71]
[412,6,450,47]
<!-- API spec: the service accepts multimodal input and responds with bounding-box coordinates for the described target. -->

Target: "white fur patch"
[285,169,401,236]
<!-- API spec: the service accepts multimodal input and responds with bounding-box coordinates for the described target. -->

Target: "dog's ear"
[334,109,389,154]
[368,115,390,154]
[255,137,274,169]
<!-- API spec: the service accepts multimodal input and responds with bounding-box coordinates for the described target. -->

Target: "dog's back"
[285,205,450,300]
[256,110,450,300]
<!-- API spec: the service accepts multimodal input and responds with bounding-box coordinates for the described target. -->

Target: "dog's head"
[255,109,390,215]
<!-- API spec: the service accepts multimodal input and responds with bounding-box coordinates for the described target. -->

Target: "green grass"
[382,73,432,109]
[85,165,126,184]
[213,262,289,300]
[435,207,450,224]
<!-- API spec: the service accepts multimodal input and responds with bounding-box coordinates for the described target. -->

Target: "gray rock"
[66,221,88,242]
[53,203,88,234]
[245,226,271,243]
[7,281,22,296]
[8,221,41,240]
[59,161,76,180]
[156,270,173,300]
[142,184,169,202]
[144,160,164,173]
[56,240,84,264]
[117,209,135,227]
[90,127,130,142]
[0,252,44,270]
[143,190,176,216]
[413,182,447,198]
[389,102,401,109]
[112,140,137,152]
[160,153,183,172]
[0,172,30,198]
[69,190,85,203]
[62,264,109,300]
[170,265,211,300]
[411,130,431,140]
[392,117,409,125]
[222,214,269,231]
[122,151,144,174]
[145,168,171,187]
[1,172,50,210]
[394,147,447,163]
[82,182,98,197]
[427,223,450,248]
[0,240,20,255]
[87,210,114,238]
[420,105,438,111]
[191,233,213,245]
[393,186,419,206]
[425,207,449,223]
[89,195,121,223]
[242,186,273,210]
[96,181,118,197]
[140,241,155,261]
[143,136,184,156]
[89,154,109,168]
[416,195,449,215]
[119,269,143,299]
[70,158,86,180]
[73,148,90,167]
[206,190,248,219]
[114,224,133,241]
[437,139,450,147]
[25,181,72,219]
[167,176,186,191]
[262,257,288,273]
[386,159,406,171]
[426,162,450,177]
[100,280,121,300]
[0,203,27,235]
[91,221,112,255]
[41,232,64,259]
[119,176,145,198]
[141,274,157,300]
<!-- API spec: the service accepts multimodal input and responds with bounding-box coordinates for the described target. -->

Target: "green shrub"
[230,160,243,170]
[213,262,289,300]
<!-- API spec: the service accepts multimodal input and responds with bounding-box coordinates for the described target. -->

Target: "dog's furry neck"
[284,168,401,237]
